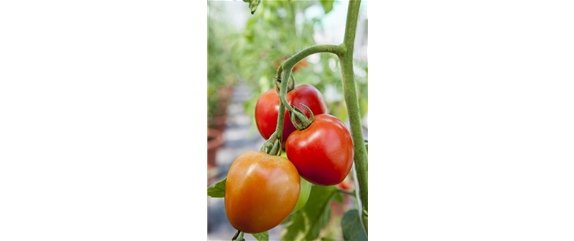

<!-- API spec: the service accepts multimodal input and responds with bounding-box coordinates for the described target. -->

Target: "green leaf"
[281,185,338,241]
[320,0,334,14]
[244,0,261,14]
[207,178,226,198]
[281,212,296,225]
[333,191,344,203]
[341,209,365,241]
[252,231,268,241]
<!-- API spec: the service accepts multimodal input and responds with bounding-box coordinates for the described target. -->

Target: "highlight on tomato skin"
[254,84,328,145]
[224,151,301,234]
[285,114,354,186]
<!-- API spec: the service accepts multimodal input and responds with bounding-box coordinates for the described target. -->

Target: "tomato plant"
[225,151,300,234]
[286,114,354,186]
[208,1,368,240]
[255,84,327,145]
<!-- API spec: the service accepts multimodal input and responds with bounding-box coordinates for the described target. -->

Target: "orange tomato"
[275,57,309,73]
[225,151,300,233]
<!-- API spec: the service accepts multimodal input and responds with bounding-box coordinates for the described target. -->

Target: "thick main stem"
[339,0,368,235]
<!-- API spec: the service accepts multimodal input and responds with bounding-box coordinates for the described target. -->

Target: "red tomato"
[286,114,354,186]
[255,84,327,145]
[225,151,300,233]
[336,179,353,191]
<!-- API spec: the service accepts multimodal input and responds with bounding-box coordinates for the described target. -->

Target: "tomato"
[255,84,328,145]
[275,58,309,73]
[225,151,300,233]
[336,178,353,191]
[291,177,312,213]
[279,151,311,213]
[286,114,354,186]
[292,59,309,72]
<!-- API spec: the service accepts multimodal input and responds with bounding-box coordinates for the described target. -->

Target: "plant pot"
[206,163,217,231]
[217,86,234,111]
[207,128,224,167]
[208,113,227,132]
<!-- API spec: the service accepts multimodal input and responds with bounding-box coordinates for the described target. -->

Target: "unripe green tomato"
[291,177,311,213]
[281,151,312,213]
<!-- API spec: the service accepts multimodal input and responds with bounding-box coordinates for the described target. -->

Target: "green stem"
[232,230,241,241]
[277,45,344,114]
[339,0,368,235]
[338,189,356,196]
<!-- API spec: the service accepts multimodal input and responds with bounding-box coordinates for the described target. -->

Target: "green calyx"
[260,131,282,156]
[274,68,296,94]
[289,103,314,131]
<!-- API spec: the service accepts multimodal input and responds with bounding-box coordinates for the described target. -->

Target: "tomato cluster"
[225,80,354,234]
[255,84,328,145]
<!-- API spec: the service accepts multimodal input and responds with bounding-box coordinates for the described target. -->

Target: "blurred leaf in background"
[341,209,367,241]
[320,0,335,14]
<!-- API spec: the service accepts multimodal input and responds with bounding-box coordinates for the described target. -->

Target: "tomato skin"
[225,151,300,233]
[255,84,328,145]
[286,114,354,186]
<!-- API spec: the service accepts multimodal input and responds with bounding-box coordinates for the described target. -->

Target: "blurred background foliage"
[207,3,239,122]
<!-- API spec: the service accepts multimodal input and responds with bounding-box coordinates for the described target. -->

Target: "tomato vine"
[208,1,368,240]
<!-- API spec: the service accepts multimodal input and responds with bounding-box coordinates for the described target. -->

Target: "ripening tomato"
[225,151,300,233]
[286,114,354,186]
[255,84,327,145]
[292,59,309,72]
[336,178,353,191]
[275,58,309,73]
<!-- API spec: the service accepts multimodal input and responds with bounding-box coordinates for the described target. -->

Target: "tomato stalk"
[232,230,241,240]
[274,72,296,94]
[338,189,356,196]
[337,0,368,235]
